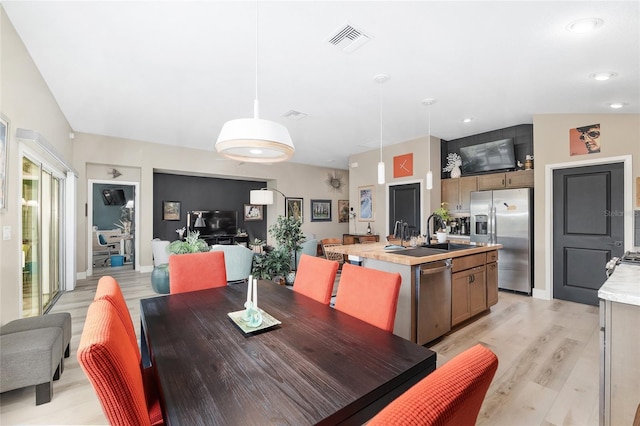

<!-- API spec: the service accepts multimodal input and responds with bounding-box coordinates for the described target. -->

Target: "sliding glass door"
[21,156,63,317]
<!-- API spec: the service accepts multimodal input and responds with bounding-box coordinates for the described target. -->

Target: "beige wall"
[73,132,350,274]
[532,114,639,298]
[348,135,442,238]
[0,7,74,323]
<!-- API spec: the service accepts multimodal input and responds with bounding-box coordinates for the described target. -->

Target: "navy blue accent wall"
[153,173,267,242]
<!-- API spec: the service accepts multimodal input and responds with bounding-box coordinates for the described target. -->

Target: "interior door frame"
[87,179,140,276]
[386,179,425,237]
[543,154,633,301]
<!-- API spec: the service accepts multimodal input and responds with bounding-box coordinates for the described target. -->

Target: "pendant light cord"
[254,0,260,118]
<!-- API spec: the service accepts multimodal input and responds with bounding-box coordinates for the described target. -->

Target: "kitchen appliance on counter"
[470,188,533,294]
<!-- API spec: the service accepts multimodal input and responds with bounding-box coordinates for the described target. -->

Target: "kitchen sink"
[421,242,470,251]
[389,247,450,257]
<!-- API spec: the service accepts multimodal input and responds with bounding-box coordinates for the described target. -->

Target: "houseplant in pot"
[251,247,292,285]
[151,230,209,294]
[269,215,305,284]
[432,203,451,243]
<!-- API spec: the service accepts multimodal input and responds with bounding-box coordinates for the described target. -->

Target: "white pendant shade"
[426,171,433,190]
[250,189,274,205]
[378,161,385,185]
[216,118,294,163]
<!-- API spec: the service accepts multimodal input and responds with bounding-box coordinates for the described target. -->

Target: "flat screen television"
[101,188,127,205]
[459,138,516,175]
[190,210,237,236]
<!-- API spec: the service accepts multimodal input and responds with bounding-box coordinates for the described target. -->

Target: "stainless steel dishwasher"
[416,259,452,345]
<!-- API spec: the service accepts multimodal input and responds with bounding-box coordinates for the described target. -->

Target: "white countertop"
[598,263,640,306]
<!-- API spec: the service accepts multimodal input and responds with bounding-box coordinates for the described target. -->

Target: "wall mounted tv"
[459,138,516,175]
[189,210,237,236]
[101,188,127,205]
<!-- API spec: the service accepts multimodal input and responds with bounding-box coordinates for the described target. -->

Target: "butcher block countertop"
[327,242,502,266]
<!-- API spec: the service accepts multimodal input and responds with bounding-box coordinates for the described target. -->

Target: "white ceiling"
[3,1,639,169]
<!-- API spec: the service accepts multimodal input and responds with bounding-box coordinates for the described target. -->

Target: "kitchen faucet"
[393,220,408,247]
[425,214,437,244]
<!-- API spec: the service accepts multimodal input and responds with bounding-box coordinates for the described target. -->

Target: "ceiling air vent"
[327,23,371,53]
[282,110,308,120]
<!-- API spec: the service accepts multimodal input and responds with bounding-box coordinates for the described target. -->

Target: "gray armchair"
[210,244,254,284]
[292,239,318,270]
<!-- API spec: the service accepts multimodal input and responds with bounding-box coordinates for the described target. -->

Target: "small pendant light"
[422,98,437,190]
[374,74,389,185]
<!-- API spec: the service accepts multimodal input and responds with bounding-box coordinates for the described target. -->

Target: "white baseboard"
[76,271,87,281]
[533,287,551,300]
[140,265,154,273]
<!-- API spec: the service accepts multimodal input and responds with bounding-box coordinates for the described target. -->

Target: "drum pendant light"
[422,98,437,190]
[215,2,294,163]
[374,74,389,185]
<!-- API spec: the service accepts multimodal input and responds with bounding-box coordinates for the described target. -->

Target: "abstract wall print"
[286,197,303,223]
[338,200,349,223]
[358,186,374,221]
[570,123,601,156]
[244,204,263,221]
[311,199,331,222]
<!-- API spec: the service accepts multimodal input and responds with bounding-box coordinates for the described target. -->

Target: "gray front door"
[552,162,624,305]
[389,183,421,239]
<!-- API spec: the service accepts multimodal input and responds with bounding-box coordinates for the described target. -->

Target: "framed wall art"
[286,197,303,222]
[0,114,9,212]
[358,186,374,221]
[311,199,331,222]
[570,123,601,156]
[163,201,181,221]
[244,204,263,221]
[338,200,350,223]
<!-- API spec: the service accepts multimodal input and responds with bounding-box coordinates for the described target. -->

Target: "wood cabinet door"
[477,173,506,190]
[458,176,478,211]
[451,270,471,326]
[505,170,534,188]
[469,266,487,317]
[486,261,498,307]
[441,179,460,211]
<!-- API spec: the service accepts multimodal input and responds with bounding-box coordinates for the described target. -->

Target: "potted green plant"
[151,230,209,294]
[269,215,305,283]
[432,203,451,243]
[251,247,291,285]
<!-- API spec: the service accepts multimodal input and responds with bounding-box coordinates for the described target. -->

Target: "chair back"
[210,244,254,283]
[151,239,170,266]
[334,263,401,332]
[78,299,158,426]
[293,239,319,270]
[293,254,339,305]
[368,344,498,426]
[321,238,344,264]
[169,251,227,294]
[94,276,140,364]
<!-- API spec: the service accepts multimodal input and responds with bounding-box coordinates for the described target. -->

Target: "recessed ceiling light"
[609,102,625,109]
[567,17,604,33]
[463,118,473,123]
[589,72,617,81]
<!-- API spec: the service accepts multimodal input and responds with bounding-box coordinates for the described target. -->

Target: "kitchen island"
[328,242,501,345]
[598,263,640,426]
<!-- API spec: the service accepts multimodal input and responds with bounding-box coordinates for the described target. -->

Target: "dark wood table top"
[140,281,436,425]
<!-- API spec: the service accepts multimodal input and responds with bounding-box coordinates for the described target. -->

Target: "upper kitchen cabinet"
[442,176,478,213]
[477,170,534,190]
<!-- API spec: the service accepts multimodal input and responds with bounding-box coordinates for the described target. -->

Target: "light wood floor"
[0,269,600,425]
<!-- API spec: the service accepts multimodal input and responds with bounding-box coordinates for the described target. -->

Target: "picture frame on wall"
[163,201,181,221]
[338,200,350,223]
[358,186,374,221]
[244,204,263,221]
[0,114,9,212]
[311,199,331,222]
[286,197,303,223]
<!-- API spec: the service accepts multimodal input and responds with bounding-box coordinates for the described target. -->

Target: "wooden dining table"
[140,280,436,425]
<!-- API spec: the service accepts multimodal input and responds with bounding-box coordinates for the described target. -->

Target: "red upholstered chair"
[94,276,140,364]
[78,299,164,426]
[293,254,339,305]
[334,263,401,332]
[368,344,498,426]
[169,251,227,294]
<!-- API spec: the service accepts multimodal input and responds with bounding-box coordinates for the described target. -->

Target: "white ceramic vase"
[436,232,447,243]
[450,165,462,178]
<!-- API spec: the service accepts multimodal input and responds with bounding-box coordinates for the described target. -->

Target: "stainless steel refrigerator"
[470,188,533,294]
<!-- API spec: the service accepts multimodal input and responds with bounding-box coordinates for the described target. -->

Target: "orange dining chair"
[334,263,401,332]
[368,344,498,426]
[94,276,140,364]
[78,299,164,426]
[169,251,227,294]
[293,254,339,305]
